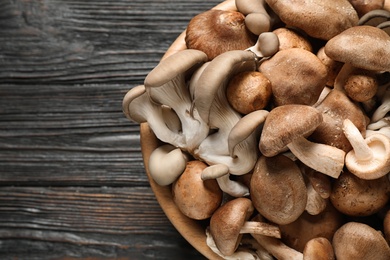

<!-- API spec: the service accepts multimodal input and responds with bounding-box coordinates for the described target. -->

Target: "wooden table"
[0,0,222,258]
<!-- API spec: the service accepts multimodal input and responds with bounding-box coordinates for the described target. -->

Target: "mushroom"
[273,27,313,52]
[265,0,359,40]
[342,118,390,179]
[250,154,307,225]
[246,31,280,59]
[309,89,367,153]
[349,0,385,17]
[226,70,272,114]
[358,8,390,26]
[259,48,328,107]
[171,160,223,220]
[305,180,328,216]
[209,197,281,256]
[301,165,332,200]
[259,104,346,178]
[330,169,390,216]
[343,68,378,102]
[148,144,189,186]
[303,237,335,260]
[185,9,256,60]
[144,49,210,153]
[279,202,345,253]
[325,25,390,93]
[316,47,343,87]
[122,85,185,148]
[332,222,390,260]
[370,84,390,123]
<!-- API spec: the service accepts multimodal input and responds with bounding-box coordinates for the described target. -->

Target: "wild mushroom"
[303,237,335,260]
[148,144,189,186]
[259,104,346,178]
[209,197,281,256]
[185,9,256,60]
[226,71,272,114]
[259,48,328,106]
[342,118,390,179]
[279,202,345,253]
[332,222,390,260]
[193,50,260,175]
[171,160,223,220]
[144,49,210,153]
[250,154,307,225]
[122,85,185,148]
[330,169,390,216]
[265,0,359,40]
[309,89,367,153]
[325,25,390,93]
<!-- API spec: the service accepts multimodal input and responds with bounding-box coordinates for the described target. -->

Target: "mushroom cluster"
[123,0,390,258]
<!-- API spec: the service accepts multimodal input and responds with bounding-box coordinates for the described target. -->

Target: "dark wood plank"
[0,0,222,258]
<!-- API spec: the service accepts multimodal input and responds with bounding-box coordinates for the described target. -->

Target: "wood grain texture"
[0,0,222,258]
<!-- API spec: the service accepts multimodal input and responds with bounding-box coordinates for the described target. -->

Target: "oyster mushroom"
[259,48,328,107]
[358,8,390,26]
[185,9,256,60]
[148,144,189,186]
[330,169,390,216]
[333,222,390,260]
[250,154,307,225]
[342,118,390,179]
[144,49,210,153]
[246,31,280,62]
[171,160,223,220]
[259,104,346,178]
[122,85,185,148]
[370,84,390,123]
[210,197,281,256]
[265,0,359,40]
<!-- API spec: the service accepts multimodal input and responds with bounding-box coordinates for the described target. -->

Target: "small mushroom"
[343,68,378,102]
[259,104,346,178]
[305,180,328,216]
[342,118,390,179]
[303,237,335,260]
[226,71,272,114]
[250,154,307,225]
[333,222,390,260]
[171,160,223,220]
[273,27,312,52]
[301,165,332,200]
[246,31,280,59]
[371,85,390,123]
[259,48,328,106]
[265,0,359,40]
[209,197,281,256]
[330,169,390,216]
[185,9,256,60]
[148,144,189,186]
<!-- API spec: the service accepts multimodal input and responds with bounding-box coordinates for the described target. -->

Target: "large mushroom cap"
[259,104,323,157]
[265,0,358,40]
[325,25,390,71]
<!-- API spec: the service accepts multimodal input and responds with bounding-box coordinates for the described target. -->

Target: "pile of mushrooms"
[123,0,390,258]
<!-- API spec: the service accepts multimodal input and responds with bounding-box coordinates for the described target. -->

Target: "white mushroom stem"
[201,164,229,180]
[216,174,249,197]
[286,136,346,178]
[333,62,354,92]
[367,117,390,130]
[148,144,189,186]
[343,118,390,180]
[239,221,281,238]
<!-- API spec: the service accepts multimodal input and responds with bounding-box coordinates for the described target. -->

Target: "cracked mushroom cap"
[325,25,390,71]
[210,197,254,256]
[259,104,323,157]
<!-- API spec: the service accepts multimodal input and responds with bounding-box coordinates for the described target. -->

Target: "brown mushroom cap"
[185,9,256,60]
[316,46,343,87]
[273,27,313,52]
[250,154,307,225]
[226,71,272,114]
[349,0,385,17]
[330,169,390,216]
[259,104,323,157]
[310,89,367,153]
[265,0,359,40]
[260,48,327,106]
[333,222,390,260]
[343,68,378,102]
[172,160,223,220]
[280,202,345,253]
[324,25,390,71]
[209,197,254,256]
[303,237,335,260]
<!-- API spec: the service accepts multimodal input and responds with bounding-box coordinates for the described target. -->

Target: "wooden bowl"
[140,1,236,259]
